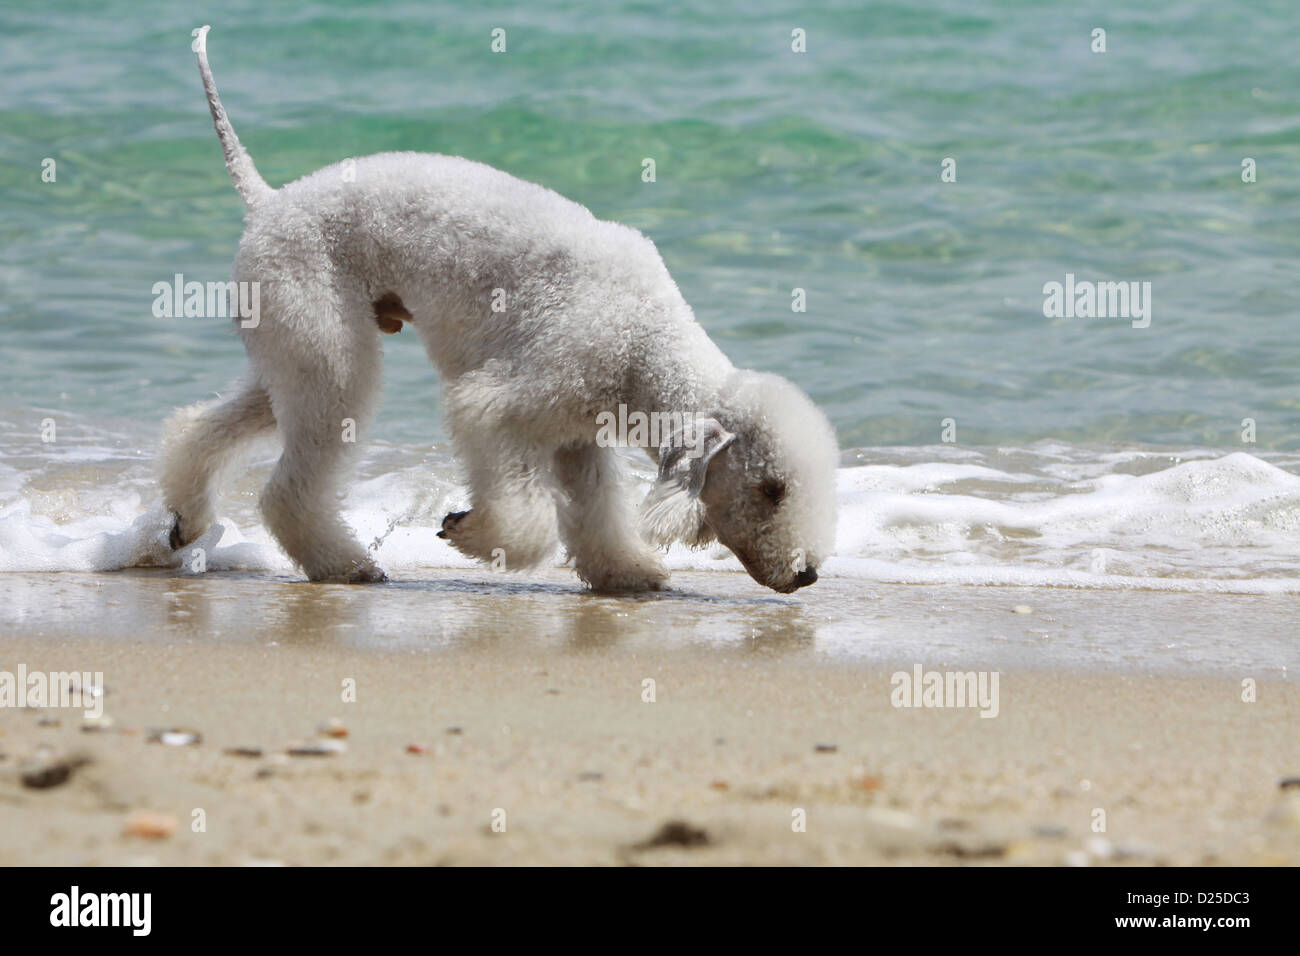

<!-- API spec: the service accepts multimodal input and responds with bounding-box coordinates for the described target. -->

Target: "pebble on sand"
[20,754,91,790]
[123,812,177,839]
[318,719,349,739]
[405,744,428,754]
[635,820,711,850]
[1085,836,1113,860]
[1012,605,1033,615]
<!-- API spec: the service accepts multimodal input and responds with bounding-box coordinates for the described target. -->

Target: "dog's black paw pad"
[168,515,185,551]
[438,510,470,538]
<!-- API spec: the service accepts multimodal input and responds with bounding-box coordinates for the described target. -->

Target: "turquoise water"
[3,0,1299,448]
[4,1,1300,591]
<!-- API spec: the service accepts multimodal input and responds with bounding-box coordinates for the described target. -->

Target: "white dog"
[161,27,838,593]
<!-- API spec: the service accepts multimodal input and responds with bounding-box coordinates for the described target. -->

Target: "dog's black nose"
[795,566,818,588]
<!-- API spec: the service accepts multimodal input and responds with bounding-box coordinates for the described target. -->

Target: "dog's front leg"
[553,443,669,592]
[437,440,560,570]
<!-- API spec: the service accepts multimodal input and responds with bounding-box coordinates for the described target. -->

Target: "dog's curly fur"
[160,27,838,592]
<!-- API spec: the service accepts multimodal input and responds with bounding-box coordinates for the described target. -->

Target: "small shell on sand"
[318,719,349,739]
[1085,836,1113,860]
[405,744,428,754]
[81,718,115,733]
[1012,605,1033,615]
[288,739,346,757]
[148,728,202,747]
[123,812,177,839]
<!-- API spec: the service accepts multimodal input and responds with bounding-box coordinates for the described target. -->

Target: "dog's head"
[640,370,839,592]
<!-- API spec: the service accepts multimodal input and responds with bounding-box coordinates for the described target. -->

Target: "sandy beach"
[1,568,1296,866]
[5,0,1300,880]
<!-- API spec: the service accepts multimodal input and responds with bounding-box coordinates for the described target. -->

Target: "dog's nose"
[795,566,818,588]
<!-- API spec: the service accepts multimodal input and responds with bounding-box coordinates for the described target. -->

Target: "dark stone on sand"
[224,747,264,758]
[21,755,90,790]
[636,820,711,850]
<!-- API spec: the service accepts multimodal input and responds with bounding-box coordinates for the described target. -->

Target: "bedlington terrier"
[160,27,838,593]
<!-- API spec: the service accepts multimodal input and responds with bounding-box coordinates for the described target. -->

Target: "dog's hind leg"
[161,376,276,549]
[553,443,668,592]
[251,297,386,582]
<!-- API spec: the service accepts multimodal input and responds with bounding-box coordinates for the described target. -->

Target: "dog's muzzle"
[772,565,818,593]
[794,566,818,588]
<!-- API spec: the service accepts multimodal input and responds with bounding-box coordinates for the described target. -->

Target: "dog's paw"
[436,510,470,540]
[168,513,196,551]
[586,573,670,594]
[346,562,388,584]
[578,555,671,593]
[306,556,388,584]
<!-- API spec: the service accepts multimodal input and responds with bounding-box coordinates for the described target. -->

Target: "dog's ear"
[639,418,734,548]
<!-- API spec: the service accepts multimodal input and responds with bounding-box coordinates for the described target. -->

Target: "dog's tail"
[194,25,274,209]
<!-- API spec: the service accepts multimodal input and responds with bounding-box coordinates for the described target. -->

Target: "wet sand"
[0,569,1297,865]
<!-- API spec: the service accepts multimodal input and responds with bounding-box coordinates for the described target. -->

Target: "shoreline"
[0,569,1296,865]
[0,568,1293,674]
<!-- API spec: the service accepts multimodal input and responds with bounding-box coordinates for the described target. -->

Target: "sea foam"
[2,435,1299,593]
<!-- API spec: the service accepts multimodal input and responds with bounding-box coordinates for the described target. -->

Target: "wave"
[2,422,1299,594]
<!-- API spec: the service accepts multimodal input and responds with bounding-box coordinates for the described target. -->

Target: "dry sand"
[0,568,1297,865]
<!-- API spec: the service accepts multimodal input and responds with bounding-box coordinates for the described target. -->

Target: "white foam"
[1,438,1299,593]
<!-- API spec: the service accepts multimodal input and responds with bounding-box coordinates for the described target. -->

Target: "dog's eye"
[759,480,786,504]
